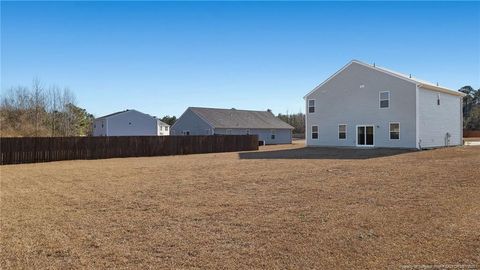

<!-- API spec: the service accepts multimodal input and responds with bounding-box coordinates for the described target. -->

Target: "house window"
[437,94,441,106]
[271,129,276,140]
[94,124,96,128]
[183,130,190,135]
[246,129,250,135]
[159,126,163,131]
[338,124,347,139]
[379,91,390,108]
[308,99,315,113]
[226,129,232,135]
[311,125,318,139]
[390,123,400,140]
[165,126,169,131]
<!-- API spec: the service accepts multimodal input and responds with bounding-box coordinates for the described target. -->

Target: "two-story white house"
[93,109,170,136]
[304,60,466,149]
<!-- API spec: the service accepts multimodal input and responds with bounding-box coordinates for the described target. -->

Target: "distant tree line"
[277,112,305,134]
[460,86,480,130]
[0,79,94,137]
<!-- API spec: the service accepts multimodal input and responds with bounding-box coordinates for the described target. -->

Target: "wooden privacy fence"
[0,135,258,165]
[463,129,480,138]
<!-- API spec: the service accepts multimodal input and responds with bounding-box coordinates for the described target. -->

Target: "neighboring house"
[93,109,170,136]
[171,107,294,144]
[304,60,466,149]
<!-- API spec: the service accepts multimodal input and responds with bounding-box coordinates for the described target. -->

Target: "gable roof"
[188,107,294,129]
[96,109,131,119]
[304,60,466,98]
[96,109,169,125]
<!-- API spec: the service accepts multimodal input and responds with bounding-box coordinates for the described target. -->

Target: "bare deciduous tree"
[1,80,93,137]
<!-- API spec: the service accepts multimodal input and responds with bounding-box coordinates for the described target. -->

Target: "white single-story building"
[93,109,170,136]
[304,60,466,149]
[171,107,294,144]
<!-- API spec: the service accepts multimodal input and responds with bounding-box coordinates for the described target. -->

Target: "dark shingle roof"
[189,107,294,129]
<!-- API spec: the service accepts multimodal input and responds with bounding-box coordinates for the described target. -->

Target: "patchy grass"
[1,142,479,269]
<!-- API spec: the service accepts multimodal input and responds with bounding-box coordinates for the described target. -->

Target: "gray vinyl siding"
[93,110,159,136]
[418,87,462,148]
[305,62,417,148]
[214,128,292,144]
[93,119,107,136]
[170,109,213,135]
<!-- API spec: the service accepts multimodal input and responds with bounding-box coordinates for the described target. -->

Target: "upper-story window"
[308,99,315,113]
[379,91,390,108]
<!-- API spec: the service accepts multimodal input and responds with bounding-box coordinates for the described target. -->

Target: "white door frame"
[356,125,375,147]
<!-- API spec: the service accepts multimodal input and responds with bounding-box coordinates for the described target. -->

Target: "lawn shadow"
[239,146,415,160]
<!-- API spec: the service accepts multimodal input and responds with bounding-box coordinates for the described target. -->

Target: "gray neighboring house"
[93,109,170,136]
[304,60,466,149]
[171,107,294,144]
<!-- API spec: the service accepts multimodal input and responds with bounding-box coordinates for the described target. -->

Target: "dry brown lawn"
[1,141,479,269]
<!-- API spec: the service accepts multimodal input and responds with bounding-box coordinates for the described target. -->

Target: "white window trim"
[311,125,319,140]
[308,99,316,113]
[338,124,347,140]
[389,122,400,140]
[379,91,390,109]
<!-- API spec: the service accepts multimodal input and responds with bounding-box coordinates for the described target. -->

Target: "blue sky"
[1,1,479,118]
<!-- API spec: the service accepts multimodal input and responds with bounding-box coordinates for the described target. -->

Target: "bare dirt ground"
[1,141,479,269]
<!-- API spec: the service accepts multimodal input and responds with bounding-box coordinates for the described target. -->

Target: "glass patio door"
[357,125,374,146]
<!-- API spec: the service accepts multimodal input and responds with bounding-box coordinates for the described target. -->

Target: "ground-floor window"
[389,123,400,140]
[271,129,276,140]
[311,125,318,139]
[338,124,347,139]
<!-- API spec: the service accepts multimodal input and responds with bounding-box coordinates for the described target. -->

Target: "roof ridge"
[189,106,270,113]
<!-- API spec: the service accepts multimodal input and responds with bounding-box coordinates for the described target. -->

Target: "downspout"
[415,85,421,150]
[460,98,464,145]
